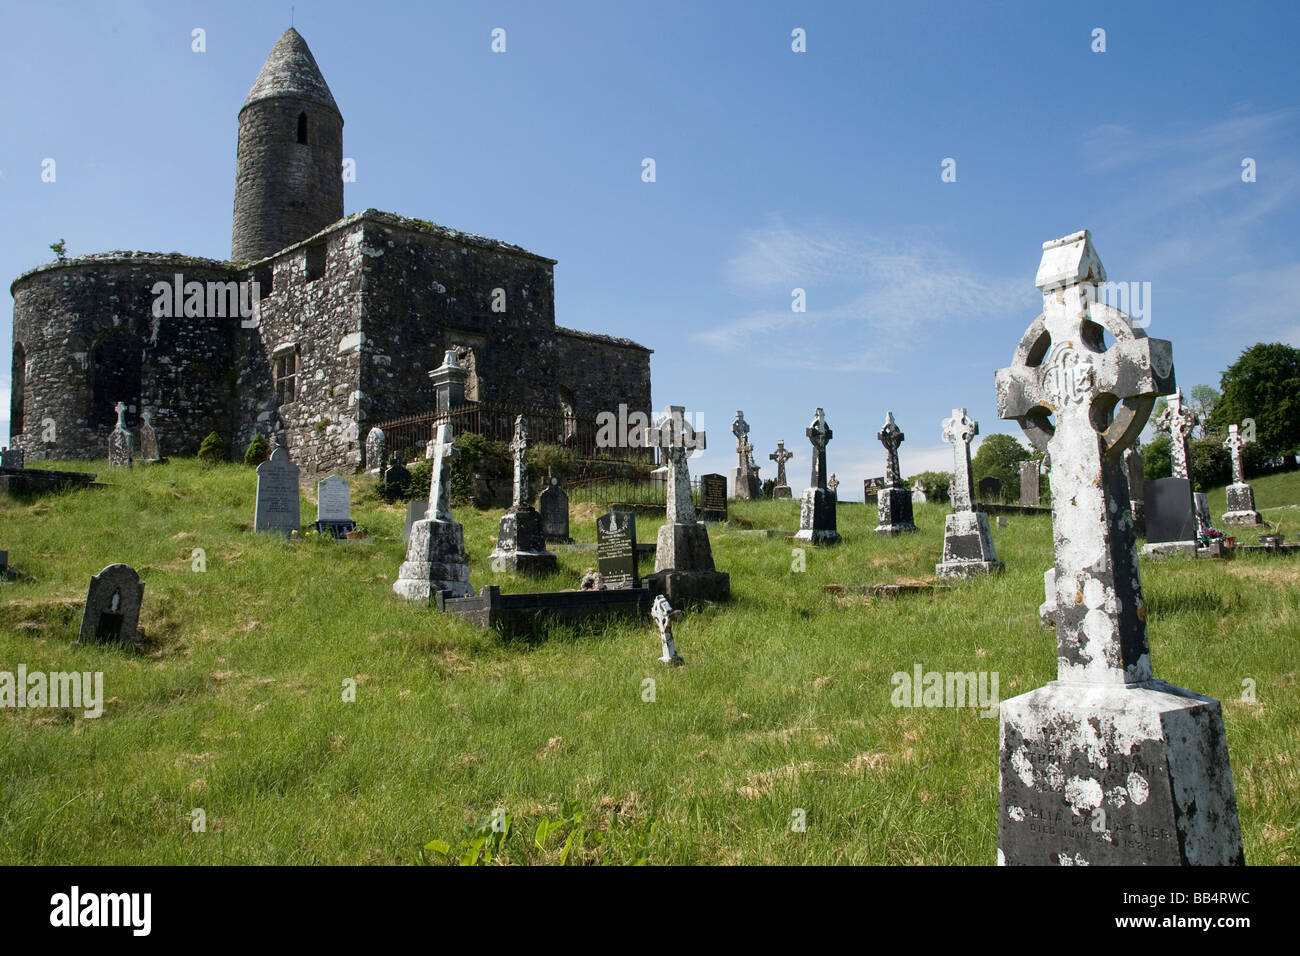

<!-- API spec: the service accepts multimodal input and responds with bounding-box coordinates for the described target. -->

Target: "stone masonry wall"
[10,255,241,460]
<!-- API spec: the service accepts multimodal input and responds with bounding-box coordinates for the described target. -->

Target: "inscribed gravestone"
[597,511,638,587]
[382,455,410,501]
[1019,460,1040,507]
[315,474,354,538]
[539,471,572,543]
[0,447,23,470]
[729,411,762,500]
[254,446,301,535]
[699,473,727,522]
[393,422,473,599]
[995,228,1242,866]
[77,563,145,645]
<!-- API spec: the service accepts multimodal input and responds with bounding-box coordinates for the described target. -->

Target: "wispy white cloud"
[694,223,1034,372]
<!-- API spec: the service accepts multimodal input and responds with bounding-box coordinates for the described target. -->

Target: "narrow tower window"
[297,112,308,144]
[274,347,299,406]
[11,343,25,435]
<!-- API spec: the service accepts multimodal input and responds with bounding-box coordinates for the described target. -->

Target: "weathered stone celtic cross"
[795,408,840,545]
[769,440,793,491]
[488,415,556,574]
[393,422,474,600]
[935,409,1000,575]
[942,409,978,511]
[730,410,761,500]
[1221,423,1265,526]
[994,229,1242,865]
[1155,388,1197,481]
[806,408,831,489]
[509,414,530,510]
[875,411,917,535]
[647,406,729,600]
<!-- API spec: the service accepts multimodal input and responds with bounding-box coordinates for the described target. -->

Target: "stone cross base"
[394,518,474,600]
[1141,541,1197,560]
[492,508,554,570]
[730,467,762,501]
[771,485,793,500]
[936,511,1002,578]
[998,680,1244,866]
[795,487,841,546]
[487,549,559,574]
[1222,483,1265,527]
[645,568,730,604]
[874,487,917,536]
[496,507,547,550]
[655,522,717,573]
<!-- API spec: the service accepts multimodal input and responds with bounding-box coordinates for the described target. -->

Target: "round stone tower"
[231,28,343,263]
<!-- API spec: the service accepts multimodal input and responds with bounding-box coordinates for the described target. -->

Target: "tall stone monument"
[1221,424,1265,526]
[935,408,1001,577]
[794,408,841,546]
[108,402,133,468]
[729,411,762,500]
[647,405,729,602]
[1154,388,1203,538]
[994,228,1243,866]
[394,423,474,599]
[769,440,794,499]
[487,416,558,574]
[875,411,917,535]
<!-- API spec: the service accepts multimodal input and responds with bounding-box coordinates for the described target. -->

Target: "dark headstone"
[978,476,1003,503]
[539,474,572,543]
[1145,477,1196,545]
[699,473,727,522]
[382,456,410,501]
[0,447,24,470]
[77,563,145,645]
[597,511,638,588]
[863,477,885,501]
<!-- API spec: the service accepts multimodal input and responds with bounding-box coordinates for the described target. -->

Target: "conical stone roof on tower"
[232,28,344,263]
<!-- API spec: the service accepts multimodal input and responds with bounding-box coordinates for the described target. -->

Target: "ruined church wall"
[9,256,241,460]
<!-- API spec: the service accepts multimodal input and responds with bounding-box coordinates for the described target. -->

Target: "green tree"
[971,433,1031,501]
[243,432,270,466]
[1187,436,1230,490]
[49,238,67,260]
[1189,385,1222,437]
[1141,433,1172,481]
[908,470,951,505]
[1209,343,1300,456]
[197,431,228,466]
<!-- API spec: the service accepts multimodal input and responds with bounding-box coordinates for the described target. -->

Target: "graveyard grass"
[1,461,1297,865]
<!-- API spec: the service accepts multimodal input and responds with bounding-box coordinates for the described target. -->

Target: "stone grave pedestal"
[490,508,558,574]
[795,487,841,545]
[395,518,474,599]
[936,511,1003,578]
[875,487,916,535]
[1222,483,1264,526]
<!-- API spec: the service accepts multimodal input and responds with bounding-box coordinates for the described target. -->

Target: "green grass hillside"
[1,462,1297,864]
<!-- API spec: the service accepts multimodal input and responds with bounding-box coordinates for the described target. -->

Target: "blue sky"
[3,0,1297,496]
